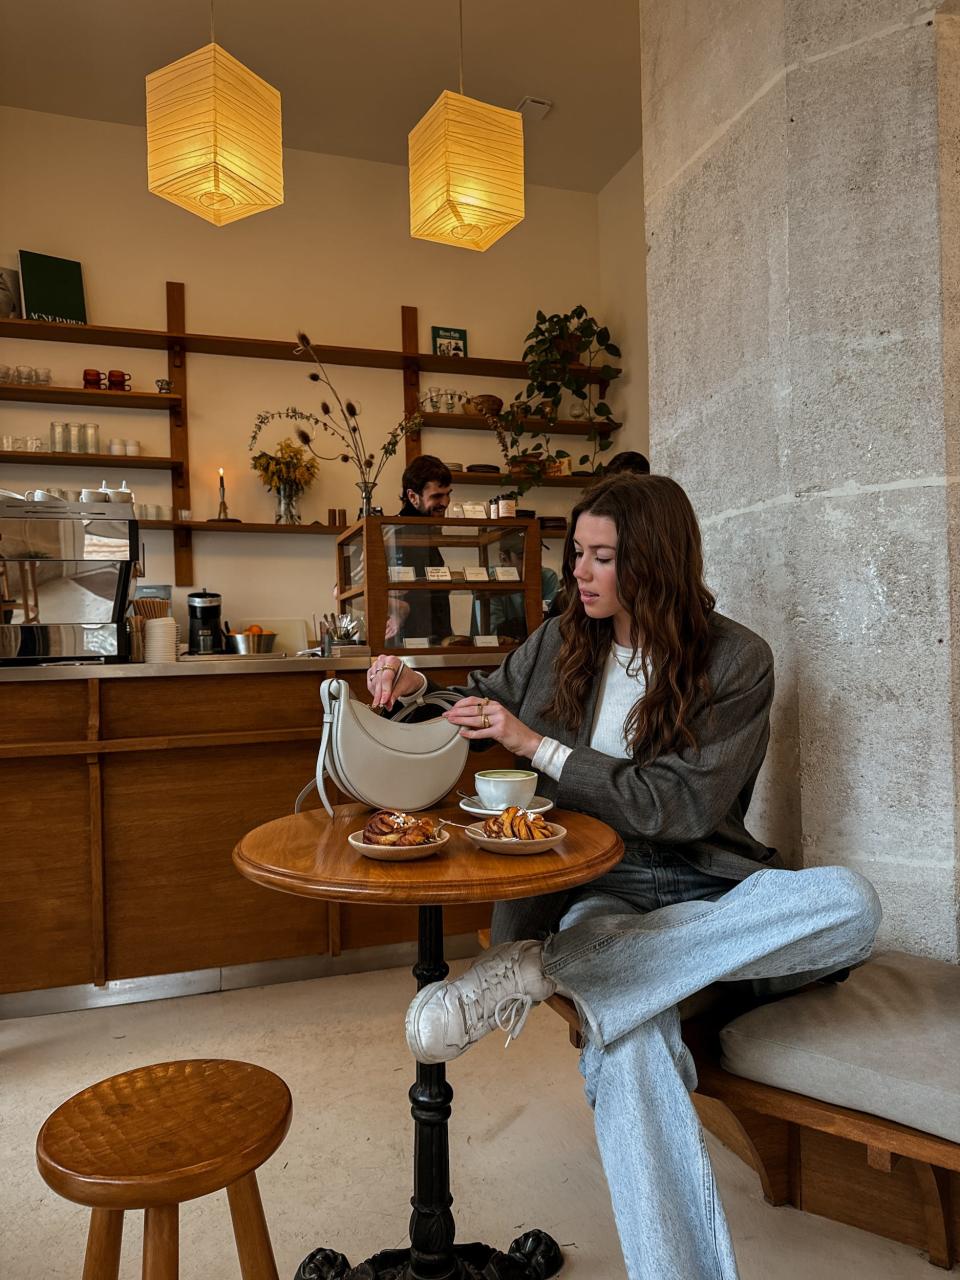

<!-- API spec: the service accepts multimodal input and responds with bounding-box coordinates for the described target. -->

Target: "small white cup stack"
[143,617,179,664]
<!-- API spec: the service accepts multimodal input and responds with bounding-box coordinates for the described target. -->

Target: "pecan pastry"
[481,806,553,841]
[361,810,439,846]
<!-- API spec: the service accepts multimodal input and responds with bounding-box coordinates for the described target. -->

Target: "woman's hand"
[442,695,543,760]
[367,655,421,710]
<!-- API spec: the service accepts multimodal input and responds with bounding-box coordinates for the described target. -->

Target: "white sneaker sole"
[405,981,465,1064]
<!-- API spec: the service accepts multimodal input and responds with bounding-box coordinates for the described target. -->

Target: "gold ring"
[482,714,490,729]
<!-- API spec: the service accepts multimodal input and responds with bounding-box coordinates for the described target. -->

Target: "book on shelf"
[18,249,87,325]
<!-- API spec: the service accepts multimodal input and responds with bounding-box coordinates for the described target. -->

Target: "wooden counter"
[0,663,508,995]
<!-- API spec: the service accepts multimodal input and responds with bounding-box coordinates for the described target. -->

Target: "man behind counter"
[388,455,453,643]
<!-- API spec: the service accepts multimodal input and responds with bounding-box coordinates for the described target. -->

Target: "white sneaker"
[405,940,557,1063]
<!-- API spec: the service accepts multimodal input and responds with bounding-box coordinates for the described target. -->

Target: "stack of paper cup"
[143,617,179,664]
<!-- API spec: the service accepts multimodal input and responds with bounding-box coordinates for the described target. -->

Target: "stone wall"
[642,0,960,959]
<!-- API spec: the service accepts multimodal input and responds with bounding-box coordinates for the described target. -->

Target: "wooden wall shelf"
[0,449,182,471]
[140,519,340,535]
[449,470,590,488]
[420,411,616,436]
[0,316,607,383]
[0,383,181,411]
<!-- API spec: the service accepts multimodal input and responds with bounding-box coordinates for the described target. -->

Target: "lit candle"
[218,467,225,501]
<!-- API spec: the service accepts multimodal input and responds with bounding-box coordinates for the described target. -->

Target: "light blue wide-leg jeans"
[506,856,882,1280]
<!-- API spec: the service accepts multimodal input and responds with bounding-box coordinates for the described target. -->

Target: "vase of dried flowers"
[247,431,319,525]
[290,331,423,514]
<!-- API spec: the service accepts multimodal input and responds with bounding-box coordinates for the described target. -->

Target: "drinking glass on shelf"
[50,421,67,452]
[1,435,13,450]
[81,423,100,453]
[27,436,43,452]
[424,386,442,411]
[441,388,461,413]
[67,422,84,453]
[0,365,11,382]
[12,437,28,451]
[15,365,34,384]
[34,368,52,385]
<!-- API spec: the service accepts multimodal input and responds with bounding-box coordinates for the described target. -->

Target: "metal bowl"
[226,632,276,654]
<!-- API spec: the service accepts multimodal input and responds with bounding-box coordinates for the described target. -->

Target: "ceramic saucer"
[458,795,554,818]
[348,828,449,861]
[464,821,567,856]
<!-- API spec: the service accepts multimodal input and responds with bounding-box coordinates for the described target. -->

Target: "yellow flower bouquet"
[249,419,320,524]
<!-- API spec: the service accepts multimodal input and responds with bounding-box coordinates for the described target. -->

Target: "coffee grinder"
[187,589,225,655]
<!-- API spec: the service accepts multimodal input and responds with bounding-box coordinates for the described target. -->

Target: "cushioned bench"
[693,952,960,1269]
[478,932,960,1269]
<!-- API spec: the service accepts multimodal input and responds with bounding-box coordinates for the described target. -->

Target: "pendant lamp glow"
[408,89,524,252]
[146,42,283,227]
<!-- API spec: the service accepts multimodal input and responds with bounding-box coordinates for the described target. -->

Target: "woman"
[367,474,880,1280]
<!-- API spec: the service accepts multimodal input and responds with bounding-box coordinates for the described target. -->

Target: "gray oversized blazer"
[437,611,777,890]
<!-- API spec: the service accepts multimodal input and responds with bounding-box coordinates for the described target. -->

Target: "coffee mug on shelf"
[83,368,106,390]
[107,370,132,391]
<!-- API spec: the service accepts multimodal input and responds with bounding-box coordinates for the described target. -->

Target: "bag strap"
[294,680,463,816]
[295,678,339,816]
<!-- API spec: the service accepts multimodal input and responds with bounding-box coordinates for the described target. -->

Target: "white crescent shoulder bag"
[295,677,468,816]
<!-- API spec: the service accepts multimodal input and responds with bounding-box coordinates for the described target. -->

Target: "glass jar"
[49,421,67,452]
[81,422,100,453]
[67,422,84,453]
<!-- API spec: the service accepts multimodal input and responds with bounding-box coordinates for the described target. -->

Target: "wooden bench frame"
[476,935,958,1270]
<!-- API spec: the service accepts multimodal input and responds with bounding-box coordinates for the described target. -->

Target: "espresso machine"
[187,589,225,654]
[0,496,137,664]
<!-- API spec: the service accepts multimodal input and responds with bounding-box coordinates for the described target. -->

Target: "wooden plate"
[464,822,567,856]
[348,828,449,861]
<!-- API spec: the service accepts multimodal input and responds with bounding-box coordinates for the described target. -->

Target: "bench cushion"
[718,951,960,1144]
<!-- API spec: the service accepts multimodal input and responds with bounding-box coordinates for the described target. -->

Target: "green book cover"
[18,249,87,325]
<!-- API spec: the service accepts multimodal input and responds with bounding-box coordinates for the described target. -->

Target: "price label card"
[425,565,452,581]
[492,565,521,582]
[388,565,416,582]
[474,635,500,647]
[446,503,465,520]
[403,637,430,649]
[461,501,489,519]
[463,566,490,581]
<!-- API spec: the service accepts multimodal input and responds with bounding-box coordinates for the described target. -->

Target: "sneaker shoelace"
[457,956,535,1048]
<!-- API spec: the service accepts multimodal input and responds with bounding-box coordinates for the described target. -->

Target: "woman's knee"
[823,865,882,941]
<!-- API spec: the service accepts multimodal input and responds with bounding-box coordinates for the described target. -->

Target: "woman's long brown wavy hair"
[542,474,716,763]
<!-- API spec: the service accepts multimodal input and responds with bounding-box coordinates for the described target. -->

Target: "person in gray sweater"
[367,474,881,1280]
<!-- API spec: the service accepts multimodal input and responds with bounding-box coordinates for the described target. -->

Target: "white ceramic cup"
[474,769,538,811]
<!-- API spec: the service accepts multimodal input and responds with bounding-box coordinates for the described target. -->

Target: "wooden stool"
[36,1059,292,1280]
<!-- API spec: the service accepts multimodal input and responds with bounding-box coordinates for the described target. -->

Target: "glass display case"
[336,516,552,655]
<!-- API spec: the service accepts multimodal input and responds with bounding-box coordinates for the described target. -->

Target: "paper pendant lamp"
[409,89,524,252]
[146,42,283,227]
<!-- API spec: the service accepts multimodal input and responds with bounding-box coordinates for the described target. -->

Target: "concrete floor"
[0,962,938,1279]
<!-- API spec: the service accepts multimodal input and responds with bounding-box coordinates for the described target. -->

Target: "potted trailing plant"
[491,400,564,496]
[488,306,623,493]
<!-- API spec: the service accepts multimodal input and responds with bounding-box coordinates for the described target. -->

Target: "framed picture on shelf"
[0,266,22,319]
[431,325,468,358]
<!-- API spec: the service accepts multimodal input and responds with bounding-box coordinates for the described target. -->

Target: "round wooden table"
[234,805,623,1280]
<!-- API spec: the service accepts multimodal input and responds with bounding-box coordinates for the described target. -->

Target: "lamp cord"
[458,0,464,95]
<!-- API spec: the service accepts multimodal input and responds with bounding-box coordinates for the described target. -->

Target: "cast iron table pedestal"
[296,904,562,1280]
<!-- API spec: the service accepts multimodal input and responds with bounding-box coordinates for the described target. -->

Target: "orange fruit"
[247,624,264,634]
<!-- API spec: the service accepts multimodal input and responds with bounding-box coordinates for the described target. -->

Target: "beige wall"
[0,105,647,628]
